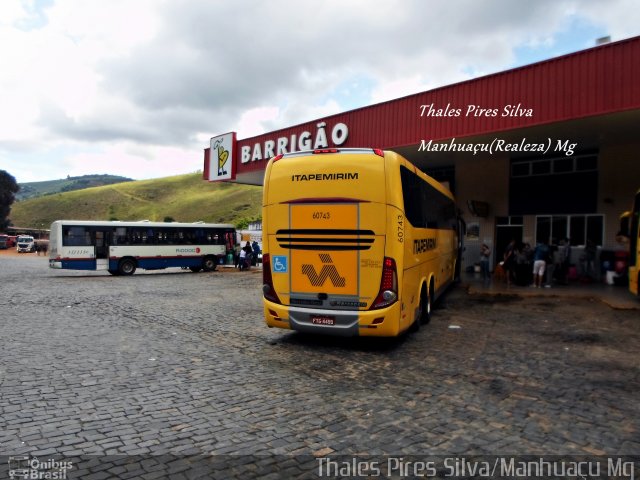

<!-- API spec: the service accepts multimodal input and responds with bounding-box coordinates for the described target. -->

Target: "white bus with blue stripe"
[48,220,236,275]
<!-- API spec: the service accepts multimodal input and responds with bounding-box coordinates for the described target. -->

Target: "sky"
[0,0,639,184]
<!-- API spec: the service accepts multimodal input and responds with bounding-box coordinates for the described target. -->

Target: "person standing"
[545,239,558,287]
[240,241,252,270]
[560,238,571,284]
[582,239,597,280]
[238,246,247,270]
[532,240,550,288]
[515,242,532,286]
[503,239,516,288]
[480,243,491,285]
[234,243,241,269]
[251,241,261,266]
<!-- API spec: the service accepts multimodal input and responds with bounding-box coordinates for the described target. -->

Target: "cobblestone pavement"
[1,254,639,478]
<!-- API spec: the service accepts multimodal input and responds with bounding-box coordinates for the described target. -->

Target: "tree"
[0,170,20,231]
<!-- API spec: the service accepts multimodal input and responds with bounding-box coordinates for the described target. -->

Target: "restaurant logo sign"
[208,132,236,181]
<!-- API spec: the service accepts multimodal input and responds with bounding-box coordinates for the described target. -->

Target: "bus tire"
[118,258,137,275]
[409,313,420,333]
[422,281,434,325]
[410,286,426,333]
[202,256,217,272]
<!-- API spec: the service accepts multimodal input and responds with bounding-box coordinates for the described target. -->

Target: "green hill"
[17,174,134,201]
[9,173,262,229]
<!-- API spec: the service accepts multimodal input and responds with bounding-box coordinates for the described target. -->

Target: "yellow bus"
[261,148,461,337]
[619,189,640,296]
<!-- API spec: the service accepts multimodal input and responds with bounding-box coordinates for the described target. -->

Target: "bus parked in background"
[0,234,14,249]
[261,148,461,337]
[619,189,639,296]
[49,220,236,275]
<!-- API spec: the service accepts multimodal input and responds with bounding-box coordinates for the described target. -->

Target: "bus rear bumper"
[263,300,401,337]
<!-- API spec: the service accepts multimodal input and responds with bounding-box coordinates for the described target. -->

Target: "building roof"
[205,35,640,184]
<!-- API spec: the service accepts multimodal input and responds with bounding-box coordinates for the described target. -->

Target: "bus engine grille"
[275,229,375,251]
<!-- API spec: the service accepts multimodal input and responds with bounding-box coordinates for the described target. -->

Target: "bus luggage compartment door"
[271,202,383,331]
[289,203,359,297]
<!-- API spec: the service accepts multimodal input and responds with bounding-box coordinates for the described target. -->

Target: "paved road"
[1,254,639,478]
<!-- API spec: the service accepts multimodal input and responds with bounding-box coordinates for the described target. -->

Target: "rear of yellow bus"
[262,148,409,337]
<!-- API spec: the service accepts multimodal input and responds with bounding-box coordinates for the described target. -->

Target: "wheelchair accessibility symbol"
[273,256,288,273]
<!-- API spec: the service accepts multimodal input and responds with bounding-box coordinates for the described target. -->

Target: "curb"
[463,283,640,311]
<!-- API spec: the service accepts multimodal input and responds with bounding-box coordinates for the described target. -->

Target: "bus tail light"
[312,149,339,154]
[262,254,282,304]
[370,257,398,310]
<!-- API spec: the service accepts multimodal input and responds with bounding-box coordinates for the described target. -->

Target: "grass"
[9,173,263,229]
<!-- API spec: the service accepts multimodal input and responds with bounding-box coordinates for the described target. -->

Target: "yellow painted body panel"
[262,149,458,337]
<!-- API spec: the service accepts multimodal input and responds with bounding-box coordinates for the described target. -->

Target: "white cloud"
[0,0,639,183]
[0,1,29,26]
[59,143,201,180]
[234,106,281,139]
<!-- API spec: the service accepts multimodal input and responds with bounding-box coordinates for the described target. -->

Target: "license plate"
[311,315,335,326]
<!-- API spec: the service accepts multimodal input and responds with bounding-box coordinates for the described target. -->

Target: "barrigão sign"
[241,121,349,163]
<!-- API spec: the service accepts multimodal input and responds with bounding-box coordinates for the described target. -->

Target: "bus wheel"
[422,282,433,324]
[202,256,217,272]
[189,267,202,273]
[410,287,426,333]
[118,258,137,276]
